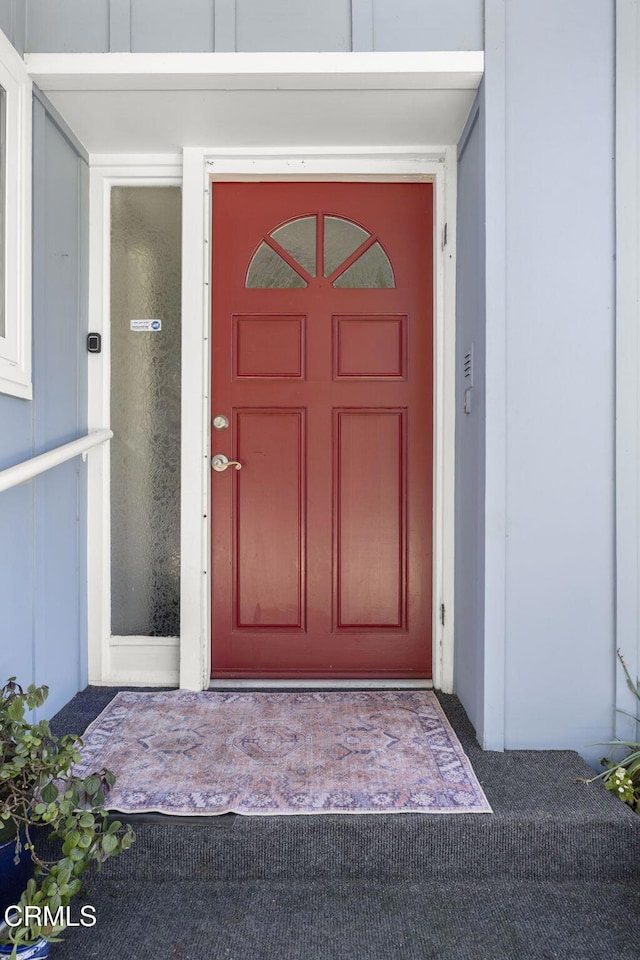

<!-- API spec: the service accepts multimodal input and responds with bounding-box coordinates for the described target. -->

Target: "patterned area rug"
[74,690,492,815]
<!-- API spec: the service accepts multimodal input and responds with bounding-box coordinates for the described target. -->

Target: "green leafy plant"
[0,678,134,955]
[579,651,640,813]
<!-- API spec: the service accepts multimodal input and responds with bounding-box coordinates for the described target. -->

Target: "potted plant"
[0,818,33,922]
[580,650,640,813]
[0,678,134,958]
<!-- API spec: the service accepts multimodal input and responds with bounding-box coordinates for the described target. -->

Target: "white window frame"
[0,29,31,399]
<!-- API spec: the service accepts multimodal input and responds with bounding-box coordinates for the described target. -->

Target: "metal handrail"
[0,429,113,493]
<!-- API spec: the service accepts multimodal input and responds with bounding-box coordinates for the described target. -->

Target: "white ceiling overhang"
[25,51,484,155]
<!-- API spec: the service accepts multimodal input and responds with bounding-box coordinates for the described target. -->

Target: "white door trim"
[180,147,457,693]
[87,156,183,686]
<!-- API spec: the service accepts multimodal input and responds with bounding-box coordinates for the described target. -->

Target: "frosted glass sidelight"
[246,241,307,288]
[271,216,316,276]
[323,216,369,277]
[333,242,395,288]
[110,186,182,637]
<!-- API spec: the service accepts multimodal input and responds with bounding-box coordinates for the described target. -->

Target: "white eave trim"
[25,51,484,92]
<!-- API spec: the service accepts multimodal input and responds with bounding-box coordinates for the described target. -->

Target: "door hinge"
[442,223,448,249]
[440,603,446,626]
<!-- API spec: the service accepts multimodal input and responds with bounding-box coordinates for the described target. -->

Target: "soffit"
[25,51,484,154]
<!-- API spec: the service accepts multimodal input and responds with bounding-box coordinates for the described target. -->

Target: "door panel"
[211,182,433,678]
[334,315,406,380]
[235,408,305,630]
[335,409,406,629]
[234,315,305,379]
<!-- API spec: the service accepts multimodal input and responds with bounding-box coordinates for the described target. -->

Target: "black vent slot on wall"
[463,344,474,415]
[463,345,474,386]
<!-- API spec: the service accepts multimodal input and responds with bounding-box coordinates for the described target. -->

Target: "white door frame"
[87,147,456,691]
[180,147,457,693]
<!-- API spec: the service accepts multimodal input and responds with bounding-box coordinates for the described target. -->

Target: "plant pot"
[0,832,34,918]
[0,939,50,958]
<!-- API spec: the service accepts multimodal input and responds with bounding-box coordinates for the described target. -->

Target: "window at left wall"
[0,29,31,399]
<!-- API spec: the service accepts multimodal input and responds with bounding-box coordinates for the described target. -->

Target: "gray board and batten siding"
[0,94,89,720]
[473,0,616,759]
[0,0,484,54]
[503,0,615,758]
[0,0,622,769]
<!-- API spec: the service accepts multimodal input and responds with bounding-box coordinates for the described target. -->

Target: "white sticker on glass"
[130,319,162,332]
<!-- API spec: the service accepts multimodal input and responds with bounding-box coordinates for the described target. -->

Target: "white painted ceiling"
[26,52,483,156]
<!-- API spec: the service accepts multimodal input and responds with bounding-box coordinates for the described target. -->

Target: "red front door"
[211,182,433,678]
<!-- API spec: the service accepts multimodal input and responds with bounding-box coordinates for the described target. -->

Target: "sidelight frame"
[87,158,183,685]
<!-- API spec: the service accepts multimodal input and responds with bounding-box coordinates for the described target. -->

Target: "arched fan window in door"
[245,215,395,289]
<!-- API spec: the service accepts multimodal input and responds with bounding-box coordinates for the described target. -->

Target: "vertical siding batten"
[454,86,486,740]
[109,0,131,52]
[480,0,507,751]
[77,157,90,689]
[11,0,25,54]
[351,0,374,52]
[213,0,234,52]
